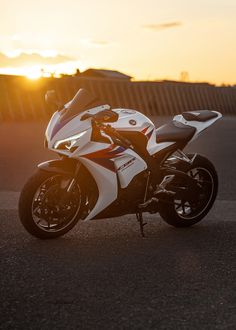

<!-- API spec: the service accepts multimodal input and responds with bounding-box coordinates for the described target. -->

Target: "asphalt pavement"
[0,116,235,329]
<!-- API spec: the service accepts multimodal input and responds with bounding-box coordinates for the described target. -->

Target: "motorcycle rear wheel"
[158,154,218,227]
[19,170,85,239]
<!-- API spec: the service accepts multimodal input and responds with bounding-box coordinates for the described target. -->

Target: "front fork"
[59,162,81,202]
[67,163,81,192]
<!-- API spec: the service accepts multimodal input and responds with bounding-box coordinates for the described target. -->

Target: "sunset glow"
[0,60,84,79]
[0,0,235,85]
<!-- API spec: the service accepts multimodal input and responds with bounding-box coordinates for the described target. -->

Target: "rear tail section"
[173,110,222,141]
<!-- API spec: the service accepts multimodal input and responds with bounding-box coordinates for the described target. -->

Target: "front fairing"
[45,105,110,156]
[45,110,91,156]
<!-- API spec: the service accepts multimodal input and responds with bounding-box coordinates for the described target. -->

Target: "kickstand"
[136,212,147,238]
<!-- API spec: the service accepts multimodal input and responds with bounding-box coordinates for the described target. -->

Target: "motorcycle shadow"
[19,216,235,258]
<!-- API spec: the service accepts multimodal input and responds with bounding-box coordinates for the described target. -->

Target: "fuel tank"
[111,108,158,155]
[111,108,155,132]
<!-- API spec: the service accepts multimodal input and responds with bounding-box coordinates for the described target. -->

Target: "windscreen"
[60,88,103,121]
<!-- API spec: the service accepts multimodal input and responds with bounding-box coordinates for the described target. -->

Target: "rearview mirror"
[45,90,62,108]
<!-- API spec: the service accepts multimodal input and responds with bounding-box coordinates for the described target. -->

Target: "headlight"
[54,130,87,150]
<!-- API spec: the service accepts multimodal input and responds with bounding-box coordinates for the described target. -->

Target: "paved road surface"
[0,117,235,329]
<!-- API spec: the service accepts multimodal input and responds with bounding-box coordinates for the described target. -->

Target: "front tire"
[19,170,84,239]
[158,154,218,227]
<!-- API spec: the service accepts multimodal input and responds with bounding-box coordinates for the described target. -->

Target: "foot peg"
[138,197,159,209]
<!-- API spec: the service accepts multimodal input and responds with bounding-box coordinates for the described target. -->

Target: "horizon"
[1,0,236,85]
[0,69,234,87]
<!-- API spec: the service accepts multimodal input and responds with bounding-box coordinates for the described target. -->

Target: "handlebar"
[81,110,133,148]
[94,121,133,149]
[81,109,118,122]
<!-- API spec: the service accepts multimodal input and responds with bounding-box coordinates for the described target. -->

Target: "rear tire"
[19,170,85,239]
[158,154,218,227]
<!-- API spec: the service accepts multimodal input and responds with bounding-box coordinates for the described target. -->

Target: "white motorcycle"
[19,88,222,239]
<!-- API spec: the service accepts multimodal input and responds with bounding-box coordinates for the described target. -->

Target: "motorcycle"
[19,88,222,239]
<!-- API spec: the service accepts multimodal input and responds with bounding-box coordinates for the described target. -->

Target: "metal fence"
[0,75,236,121]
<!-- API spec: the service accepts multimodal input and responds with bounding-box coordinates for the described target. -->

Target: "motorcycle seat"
[156,121,196,143]
[182,110,218,122]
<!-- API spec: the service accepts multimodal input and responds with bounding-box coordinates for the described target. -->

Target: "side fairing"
[79,156,118,221]
[76,142,147,220]
[114,149,147,188]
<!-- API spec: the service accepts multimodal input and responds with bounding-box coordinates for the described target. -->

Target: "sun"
[26,70,42,80]
[25,65,44,80]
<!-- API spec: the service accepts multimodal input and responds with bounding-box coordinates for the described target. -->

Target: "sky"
[0,0,236,84]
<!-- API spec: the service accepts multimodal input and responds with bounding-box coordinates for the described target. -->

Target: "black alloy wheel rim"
[174,167,214,220]
[32,175,81,232]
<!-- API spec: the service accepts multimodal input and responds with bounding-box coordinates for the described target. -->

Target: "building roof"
[80,69,132,80]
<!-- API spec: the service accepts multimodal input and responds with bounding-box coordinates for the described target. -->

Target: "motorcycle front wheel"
[158,154,218,227]
[19,170,85,239]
